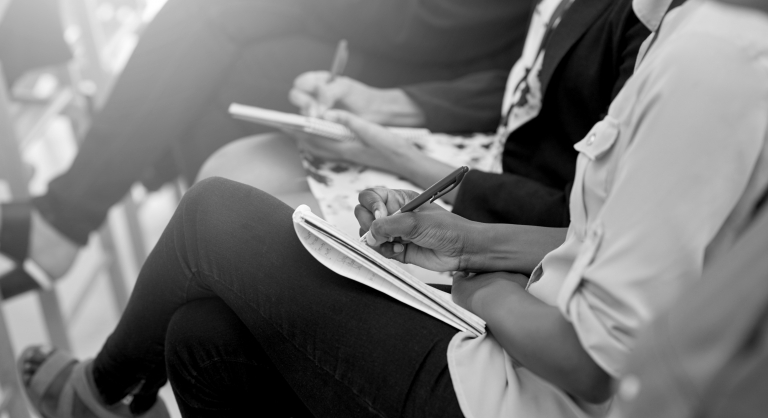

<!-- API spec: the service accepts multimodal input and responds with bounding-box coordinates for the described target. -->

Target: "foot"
[28,210,80,279]
[20,347,134,418]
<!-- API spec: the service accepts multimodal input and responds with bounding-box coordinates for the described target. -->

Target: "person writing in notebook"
[0,0,532,299]
[15,0,768,416]
[204,0,651,229]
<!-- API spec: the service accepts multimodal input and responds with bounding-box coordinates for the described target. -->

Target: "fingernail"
[393,243,404,253]
[365,232,376,246]
[374,210,383,220]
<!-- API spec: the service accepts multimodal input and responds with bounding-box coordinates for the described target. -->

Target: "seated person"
[613,184,768,418]
[0,0,533,296]
[15,0,768,417]
[200,0,649,230]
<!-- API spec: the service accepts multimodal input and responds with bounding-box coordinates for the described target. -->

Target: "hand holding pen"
[355,167,481,272]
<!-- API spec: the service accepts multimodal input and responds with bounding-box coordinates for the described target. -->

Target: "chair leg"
[36,289,71,352]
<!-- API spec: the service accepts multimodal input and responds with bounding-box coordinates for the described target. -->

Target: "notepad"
[293,205,486,336]
[229,103,430,142]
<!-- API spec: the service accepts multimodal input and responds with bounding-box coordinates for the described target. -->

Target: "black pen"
[360,166,469,245]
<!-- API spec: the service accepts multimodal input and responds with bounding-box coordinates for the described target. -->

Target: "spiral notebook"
[229,103,429,142]
[292,205,486,336]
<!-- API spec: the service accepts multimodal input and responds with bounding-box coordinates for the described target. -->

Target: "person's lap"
[90,178,461,417]
[165,298,314,418]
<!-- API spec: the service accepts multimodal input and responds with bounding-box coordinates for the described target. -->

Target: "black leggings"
[90,178,463,418]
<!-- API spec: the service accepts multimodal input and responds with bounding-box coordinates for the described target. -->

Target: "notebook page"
[293,205,486,336]
[230,103,431,143]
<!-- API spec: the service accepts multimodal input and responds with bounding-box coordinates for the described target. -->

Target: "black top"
[403,0,650,227]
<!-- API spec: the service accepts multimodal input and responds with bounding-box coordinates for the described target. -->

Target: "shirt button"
[618,375,641,400]
[587,134,596,145]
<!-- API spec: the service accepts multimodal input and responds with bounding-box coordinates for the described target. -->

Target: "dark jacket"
[404,0,650,227]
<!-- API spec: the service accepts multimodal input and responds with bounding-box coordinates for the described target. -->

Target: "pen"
[360,166,470,245]
[328,39,349,83]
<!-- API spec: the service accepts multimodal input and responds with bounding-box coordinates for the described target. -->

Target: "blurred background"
[0,1,182,416]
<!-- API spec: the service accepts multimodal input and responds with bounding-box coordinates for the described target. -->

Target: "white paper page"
[293,206,485,336]
[294,220,469,332]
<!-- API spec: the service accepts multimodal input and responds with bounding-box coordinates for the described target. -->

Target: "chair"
[0,1,155,416]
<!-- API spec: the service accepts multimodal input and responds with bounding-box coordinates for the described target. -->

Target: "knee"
[178,177,291,235]
[181,176,255,215]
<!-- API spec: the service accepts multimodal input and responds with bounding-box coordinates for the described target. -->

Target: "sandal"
[0,201,54,299]
[17,347,170,418]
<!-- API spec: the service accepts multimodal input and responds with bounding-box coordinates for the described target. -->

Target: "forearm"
[466,224,566,274]
[388,155,566,273]
[471,279,612,403]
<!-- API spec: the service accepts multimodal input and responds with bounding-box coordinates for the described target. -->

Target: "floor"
[1,115,183,417]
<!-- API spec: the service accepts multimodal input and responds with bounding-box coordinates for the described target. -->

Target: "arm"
[355,188,565,274]
[355,188,605,401]
[453,273,612,403]
[290,68,509,132]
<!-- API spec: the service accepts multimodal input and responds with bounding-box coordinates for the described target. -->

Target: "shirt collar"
[633,0,675,31]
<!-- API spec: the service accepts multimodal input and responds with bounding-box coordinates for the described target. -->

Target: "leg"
[33,0,309,245]
[165,298,313,418]
[23,178,461,416]
[195,133,321,213]
[92,177,461,417]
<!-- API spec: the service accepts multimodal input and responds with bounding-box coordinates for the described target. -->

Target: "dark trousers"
[32,0,523,245]
[91,178,462,418]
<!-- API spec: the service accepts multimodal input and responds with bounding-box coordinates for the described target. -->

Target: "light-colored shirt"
[447,1,768,417]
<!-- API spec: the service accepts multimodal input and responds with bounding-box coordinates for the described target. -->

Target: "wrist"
[459,221,495,271]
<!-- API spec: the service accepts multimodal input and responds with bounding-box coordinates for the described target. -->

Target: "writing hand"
[354,187,486,272]
[289,71,380,120]
[289,71,426,126]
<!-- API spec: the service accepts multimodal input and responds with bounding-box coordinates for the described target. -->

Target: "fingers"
[357,188,390,220]
[354,204,376,234]
[323,110,392,146]
[377,241,407,263]
[288,88,317,116]
[293,71,331,93]
[357,187,414,217]
[292,71,354,117]
[368,212,420,246]
[296,136,348,161]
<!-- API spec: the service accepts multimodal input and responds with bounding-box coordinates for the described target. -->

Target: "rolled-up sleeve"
[558,34,768,376]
